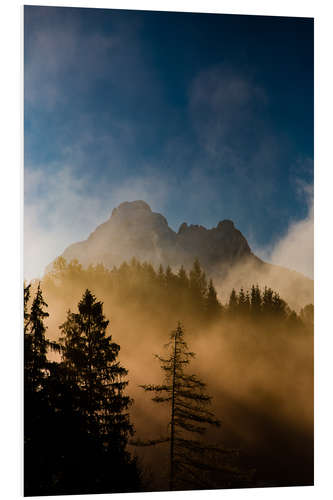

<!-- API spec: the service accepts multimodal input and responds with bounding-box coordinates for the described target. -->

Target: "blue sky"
[24,6,313,280]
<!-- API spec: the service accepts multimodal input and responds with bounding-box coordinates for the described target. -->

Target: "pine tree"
[157,264,165,283]
[24,283,50,391]
[262,286,274,316]
[165,265,175,288]
[245,290,251,314]
[177,265,189,289]
[250,284,262,316]
[139,323,235,490]
[59,289,132,441]
[58,289,141,492]
[228,288,238,315]
[189,259,207,312]
[206,279,222,319]
[272,291,287,319]
[24,283,60,495]
[238,288,246,314]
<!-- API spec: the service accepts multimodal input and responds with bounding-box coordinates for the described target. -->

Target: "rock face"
[61,200,256,274]
[57,200,313,310]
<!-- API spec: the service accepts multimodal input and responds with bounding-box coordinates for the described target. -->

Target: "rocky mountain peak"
[59,200,254,274]
[111,200,152,217]
[217,219,235,230]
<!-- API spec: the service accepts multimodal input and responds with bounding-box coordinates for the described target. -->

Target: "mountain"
[61,200,255,272]
[56,200,313,310]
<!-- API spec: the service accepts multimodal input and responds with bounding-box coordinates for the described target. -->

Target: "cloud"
[24,7,158,113]
[270,202,314,279]
[187,65,285,227]
[24,165,109,280]
[24,164,174,281]
[255,183,314,279]
[189,66,267,162]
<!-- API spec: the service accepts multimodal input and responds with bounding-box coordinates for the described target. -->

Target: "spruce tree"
[177,265,189,288]
[165,265,175,288]
[139,323,235,490]
[238,288,246,316]
[250,284,262,316]
[58,289,141,492]
[262,286,274,316]
[228,288,238,316]
[157,264,165,283]
[245,290,251,314]
[24,283,59,495]
[59,289,132,442]
[24,283,50,391]
[206,279,222,319]
[189,259,207,313]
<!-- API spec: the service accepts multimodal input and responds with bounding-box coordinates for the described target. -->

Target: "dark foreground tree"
[138,323,244,490]
[58,289,141,494]
[24,283,61,495]
[24,287,141,496]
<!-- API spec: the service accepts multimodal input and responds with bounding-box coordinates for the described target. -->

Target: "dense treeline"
[41,256,221,327]
[24,257,313,494]
[40,256,312,331]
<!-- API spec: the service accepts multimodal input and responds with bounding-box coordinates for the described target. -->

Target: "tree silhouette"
[59,289,133,442]
[24,283,60,495]
[228,288,238,316]
[250,284,262,316]
[58,289,141,493]
[206,279,222,319]
[189,259,207,311]
[139,323,236,490]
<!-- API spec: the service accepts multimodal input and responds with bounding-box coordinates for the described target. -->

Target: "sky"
[24,6,314,280]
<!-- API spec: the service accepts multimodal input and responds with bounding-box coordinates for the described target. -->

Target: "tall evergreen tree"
[139,323,236,490]
[245,290,251,314]
[238,288,246,315]
[250,284,262,316]
[24,283,60,495]
[272,291,287,319]
[165,265,176,289]
[59,289,132,442]
[206,279,222,319]
[189,259,207,312]
[157,264,165,283]
[262,286,274,316]
[177,265,189,288]
[24,283,50,391]
[228,288,238,316]
[58,289,141,493]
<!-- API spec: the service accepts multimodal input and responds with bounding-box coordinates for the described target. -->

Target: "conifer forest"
[24,258,313,495]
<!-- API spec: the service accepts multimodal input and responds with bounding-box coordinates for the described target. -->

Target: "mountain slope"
[56,200,313,310]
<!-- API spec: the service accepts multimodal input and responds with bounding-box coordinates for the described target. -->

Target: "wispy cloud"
[24,164,175,281]
[189,66,267,162]
[254,181,314,279]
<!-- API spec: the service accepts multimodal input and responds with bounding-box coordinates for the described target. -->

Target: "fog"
[215,256,313,312]
[28,259,313,489]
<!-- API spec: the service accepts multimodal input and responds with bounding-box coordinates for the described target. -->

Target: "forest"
[24,257,314,496]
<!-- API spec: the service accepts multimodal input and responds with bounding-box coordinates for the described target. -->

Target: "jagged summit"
[217,219,234,230]
[59,200,253,275]
[111,200,152,217]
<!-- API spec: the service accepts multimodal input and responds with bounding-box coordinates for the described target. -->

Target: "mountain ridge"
[54,200,312,310]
